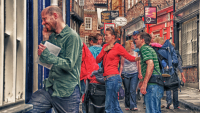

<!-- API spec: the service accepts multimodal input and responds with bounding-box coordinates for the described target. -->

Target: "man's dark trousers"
[28,85,80,113]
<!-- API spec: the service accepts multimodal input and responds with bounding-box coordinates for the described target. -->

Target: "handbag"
[118,86,125,100]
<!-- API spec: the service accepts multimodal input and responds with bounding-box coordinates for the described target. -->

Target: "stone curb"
[162,95,200,112]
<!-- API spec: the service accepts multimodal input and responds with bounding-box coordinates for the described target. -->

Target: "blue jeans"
[166,89,179,108]
[80,80,86,113]
[122,73,138,109]
[105,75,123,113]
[144,84,164,113]
[28,85,80,113]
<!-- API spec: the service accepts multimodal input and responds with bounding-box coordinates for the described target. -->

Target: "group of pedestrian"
[27,5,186,113]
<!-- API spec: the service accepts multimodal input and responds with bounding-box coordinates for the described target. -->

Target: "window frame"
[85,17,92,30]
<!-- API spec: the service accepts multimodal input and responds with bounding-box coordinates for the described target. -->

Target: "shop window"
[181,17,197,66]
[85,17,92,30]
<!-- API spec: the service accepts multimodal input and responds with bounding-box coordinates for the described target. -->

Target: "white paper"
[36,41,61,69]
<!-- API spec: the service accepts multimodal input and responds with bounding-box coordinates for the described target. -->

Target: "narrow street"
[120,98,193,113]
[79,97,194,113]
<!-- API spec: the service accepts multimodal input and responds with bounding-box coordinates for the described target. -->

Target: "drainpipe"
[198,1,200,90]
[173,0,178,49]
[148,0,151,6]
[66,0,70,26]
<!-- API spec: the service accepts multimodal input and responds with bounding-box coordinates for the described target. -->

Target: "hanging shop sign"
[101,11,112,24]
[110,11,119,20]
[144,6,157,24]
[101,11,119,24]
[104,23,115,33]
[114,17,127,26]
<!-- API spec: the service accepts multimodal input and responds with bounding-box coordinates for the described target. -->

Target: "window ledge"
[0,100,33,113]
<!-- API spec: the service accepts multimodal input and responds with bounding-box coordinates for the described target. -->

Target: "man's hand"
[140,83,147,95]
[38,43,46,56]
[182,76,186,83]
[42,27,52,41]
[104,44,114,52]
[138,73,143,79]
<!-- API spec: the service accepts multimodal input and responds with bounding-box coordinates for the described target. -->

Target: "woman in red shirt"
[96,27,139,113]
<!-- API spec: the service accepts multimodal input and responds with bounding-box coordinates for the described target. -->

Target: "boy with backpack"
[165,44,186,109]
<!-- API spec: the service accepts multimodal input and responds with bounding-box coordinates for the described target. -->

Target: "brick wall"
[124,0,194,24]
[79,12,101,38]
[183,67,198,83]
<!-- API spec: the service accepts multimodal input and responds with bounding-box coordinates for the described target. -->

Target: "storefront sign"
[114,17,127,26]
[125,20,145,36]
[101,11,112,24]
[110,11,119,20]
[101,11,119,24]
[104,23,115,33]
[144,6,157,24]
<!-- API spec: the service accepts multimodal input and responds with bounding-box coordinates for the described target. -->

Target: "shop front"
[174,0,199,88]
[122,16,145,42]
[146,6,174,41]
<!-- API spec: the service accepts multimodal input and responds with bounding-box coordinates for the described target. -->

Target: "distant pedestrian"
[96,27,140,113]
[134,32,164,113]
[88,34,102,68]
[96,33,103,46]
[164,43,186,109]
[119,40,142,111]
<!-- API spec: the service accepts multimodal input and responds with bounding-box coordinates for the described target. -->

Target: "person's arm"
[118,44,136,62]
[96,44,108,63]
[136,52,143,79]
[140,59,154,95]
[39,35,82,71]
[177,57,186,83]
[119,57,125,76]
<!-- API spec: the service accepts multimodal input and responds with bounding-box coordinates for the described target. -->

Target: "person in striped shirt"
[134,32,164,113]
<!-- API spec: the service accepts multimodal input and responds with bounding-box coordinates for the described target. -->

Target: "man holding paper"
[28,6,83,113]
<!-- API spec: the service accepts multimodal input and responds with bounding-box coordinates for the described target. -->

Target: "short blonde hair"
[125,40,133,52]
[153,37,165,45]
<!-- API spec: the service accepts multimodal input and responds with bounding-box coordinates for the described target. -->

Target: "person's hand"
[135,57,140,61]
[138,73,143,79]
[140,83,147,95]
[182,76,186,83]
[38,43,46,56]
[42,27,52,41]
[104,44,114,52]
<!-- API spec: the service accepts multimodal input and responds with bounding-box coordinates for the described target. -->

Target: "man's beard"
[47,21,57,33]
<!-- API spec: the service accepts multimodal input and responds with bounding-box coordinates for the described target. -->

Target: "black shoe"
[143,103,146,109]
[166,103,171,109]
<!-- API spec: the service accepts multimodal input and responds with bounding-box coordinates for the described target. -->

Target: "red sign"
[104,23,115,34]
[144,6,157,24]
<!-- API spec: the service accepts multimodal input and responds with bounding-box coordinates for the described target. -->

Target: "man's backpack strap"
[139,48,164,86]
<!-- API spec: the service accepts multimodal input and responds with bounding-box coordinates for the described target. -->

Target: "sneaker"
[174,106,180,109]
[161,105,165,108]
[143,103,146,109]
[166,103,171,109]
[137,90,141,100]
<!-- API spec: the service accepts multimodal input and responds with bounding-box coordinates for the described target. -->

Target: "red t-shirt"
[96,43,136,76]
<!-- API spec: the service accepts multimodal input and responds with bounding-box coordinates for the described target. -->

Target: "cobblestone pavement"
[80,97,194,113]
[120,97,194,113]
